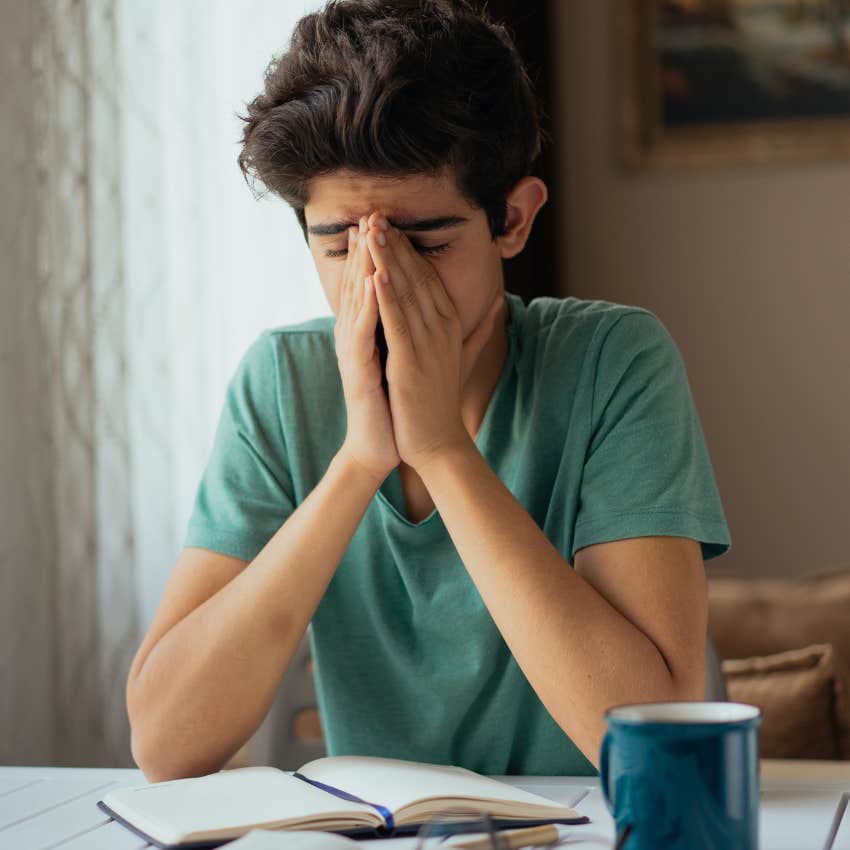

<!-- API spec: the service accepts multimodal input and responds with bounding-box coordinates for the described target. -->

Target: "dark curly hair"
[236,0,545,240]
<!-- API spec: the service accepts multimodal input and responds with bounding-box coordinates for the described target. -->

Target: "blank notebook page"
[297,757,573,815]
[103,767,375,842]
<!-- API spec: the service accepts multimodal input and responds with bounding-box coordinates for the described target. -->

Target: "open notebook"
[98,755,588,849]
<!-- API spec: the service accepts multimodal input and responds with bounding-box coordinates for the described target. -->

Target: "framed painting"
[619,0,850,166]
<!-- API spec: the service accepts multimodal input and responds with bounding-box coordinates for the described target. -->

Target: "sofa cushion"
[708,570,850,665]
[722,644,850,759]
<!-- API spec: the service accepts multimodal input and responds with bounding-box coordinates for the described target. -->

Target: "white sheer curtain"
[2,0,325,767]
[118,0,328,627]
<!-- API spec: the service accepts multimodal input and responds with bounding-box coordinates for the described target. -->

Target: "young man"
[126,0,730,782]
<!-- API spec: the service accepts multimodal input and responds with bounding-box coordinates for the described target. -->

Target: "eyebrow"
[307,215,469,236]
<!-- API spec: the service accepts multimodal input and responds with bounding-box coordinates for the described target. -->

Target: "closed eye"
[324,242,450,258]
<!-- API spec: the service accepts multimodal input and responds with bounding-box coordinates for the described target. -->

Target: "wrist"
[413,434,478,481]
[335,443,392,491]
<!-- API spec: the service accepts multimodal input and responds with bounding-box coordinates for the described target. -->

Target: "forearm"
[418,443,701,766]
[128,447,383,781]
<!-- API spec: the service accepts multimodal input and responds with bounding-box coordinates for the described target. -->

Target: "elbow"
[128,697,229,783]
[672,677,706,702]
[126,681,182,783]
[126,667,182,782]
[129,714,178,783]
[126,673,232,782]
[126,673,141,738]
[655,635,707,703]
[126,676,162,779]
[668,655,708,703]
[130,727,219,784]
[130,732,169,784]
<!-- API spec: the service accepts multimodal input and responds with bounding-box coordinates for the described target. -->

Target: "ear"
[496,176,548,260]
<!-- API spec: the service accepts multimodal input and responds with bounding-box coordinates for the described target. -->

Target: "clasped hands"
[356,212,503,473]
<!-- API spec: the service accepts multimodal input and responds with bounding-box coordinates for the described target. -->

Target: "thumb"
[460,292,506,388]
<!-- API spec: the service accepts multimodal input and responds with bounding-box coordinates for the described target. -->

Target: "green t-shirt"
[184,291,731,776]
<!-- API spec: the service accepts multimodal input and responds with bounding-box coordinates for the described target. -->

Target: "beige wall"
[554,1,850,578]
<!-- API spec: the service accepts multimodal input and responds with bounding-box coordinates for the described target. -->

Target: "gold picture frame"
[619,0,850,168]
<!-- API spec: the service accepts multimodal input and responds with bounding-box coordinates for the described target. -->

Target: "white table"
[0,761,848,850]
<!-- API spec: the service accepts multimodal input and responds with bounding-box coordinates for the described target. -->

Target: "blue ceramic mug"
[599,701,761,850]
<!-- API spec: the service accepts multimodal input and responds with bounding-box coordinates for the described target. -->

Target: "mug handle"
[599,731,614,812]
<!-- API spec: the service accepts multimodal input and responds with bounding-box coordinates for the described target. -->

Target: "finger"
[373,263,416,360]
[349,226,364,314]
[353,218,374,315]
[335,228,361,354]
[359,272,378,326]
[338,226,356,318]
[366,210,386,232]
[354,273,380,363]
[382,224,442,329]
[387,226,457,323]
[368,223,438,345]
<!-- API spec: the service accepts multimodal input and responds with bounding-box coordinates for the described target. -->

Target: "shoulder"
[235,315,336,377]
[263,314,336,351]
[224,316,337,420]
[521,295,676,364]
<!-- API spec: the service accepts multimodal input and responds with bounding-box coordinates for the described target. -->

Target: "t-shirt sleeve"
[183,331,295,562]
[572,310,731,562]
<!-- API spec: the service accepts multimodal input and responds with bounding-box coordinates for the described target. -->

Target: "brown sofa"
[708,569,850,760]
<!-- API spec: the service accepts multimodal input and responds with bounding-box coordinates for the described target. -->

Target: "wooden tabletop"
[0,761,848,849]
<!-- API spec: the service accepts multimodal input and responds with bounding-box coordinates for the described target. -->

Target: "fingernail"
[377,217,389,231]
[359,218,366,234]
[376,231,387,247]
[379,269,390,286]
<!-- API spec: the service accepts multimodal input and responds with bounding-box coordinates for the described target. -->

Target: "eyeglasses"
[414,810,568,850]
[414,809,634,850]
